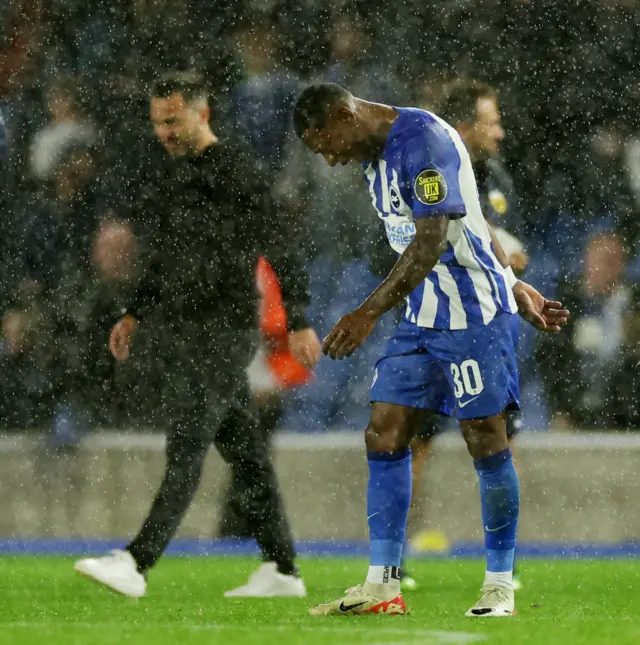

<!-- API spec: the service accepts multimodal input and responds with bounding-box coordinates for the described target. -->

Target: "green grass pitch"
[1,556,639,645]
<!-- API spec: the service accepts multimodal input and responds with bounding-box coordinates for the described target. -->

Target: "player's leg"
[460,412,519,617]
[506,409,523,590]
[441,313,520,617]
[400,415,439,591]
[311,320,451,616]
[310,401,428,616]
[214,389,305,598]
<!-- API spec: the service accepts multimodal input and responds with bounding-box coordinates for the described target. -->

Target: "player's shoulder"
[392,108,460,160]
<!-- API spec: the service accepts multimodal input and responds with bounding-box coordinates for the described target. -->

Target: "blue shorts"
[371,313,520,420]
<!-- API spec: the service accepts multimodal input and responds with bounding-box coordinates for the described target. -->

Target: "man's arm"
[323,216,449,359]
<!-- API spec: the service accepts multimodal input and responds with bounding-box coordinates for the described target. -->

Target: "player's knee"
[365,417,410,454]
[460,416,508,460]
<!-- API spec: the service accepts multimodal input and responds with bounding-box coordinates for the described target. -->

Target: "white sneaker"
[465,584,516,617]
[224,562,307,598]
[74,549,146,598]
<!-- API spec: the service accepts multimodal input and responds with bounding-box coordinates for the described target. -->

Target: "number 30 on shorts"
[450,360,484,399]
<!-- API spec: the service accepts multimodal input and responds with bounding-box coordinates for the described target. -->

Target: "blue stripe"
[428,271,450,328]
[441,242,484,324]
[406,279,426,324]
[3,538,640,560]
[461,228,503,313]
[465,228,511,310]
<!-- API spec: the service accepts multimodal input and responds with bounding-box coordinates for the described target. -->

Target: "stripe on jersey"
[465,227,515,311]
[464,227,513,312]
[451,233,498,325]
[365,164,380,213]
[378,159,391,213]
[440,242,485,326]
[432,263,468,329]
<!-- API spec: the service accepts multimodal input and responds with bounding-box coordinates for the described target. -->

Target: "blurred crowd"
[1,0,640,440]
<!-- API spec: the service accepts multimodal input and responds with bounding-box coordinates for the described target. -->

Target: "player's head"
[441,80,504,162]
[293,83,372,166]
[150,71,210,157]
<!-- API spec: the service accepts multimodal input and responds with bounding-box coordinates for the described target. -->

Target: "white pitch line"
[2,622,486,643]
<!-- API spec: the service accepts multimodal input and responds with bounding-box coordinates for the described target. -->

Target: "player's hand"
[513,281,569,333]
[110,314,138,361]
[323,308,377,360]
[288,327,321,368]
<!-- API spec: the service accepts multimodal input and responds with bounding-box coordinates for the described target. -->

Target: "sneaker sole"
[465,608,517,618]
[74,563,145,599]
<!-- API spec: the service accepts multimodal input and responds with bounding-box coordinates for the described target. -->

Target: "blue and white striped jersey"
[364,107,517,330]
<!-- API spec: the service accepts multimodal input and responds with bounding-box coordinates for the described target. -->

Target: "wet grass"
[1,556,639,644]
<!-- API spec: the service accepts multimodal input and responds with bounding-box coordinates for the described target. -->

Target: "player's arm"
[323,216,449,360]
[324,128,463,359]
[363,216,449,318]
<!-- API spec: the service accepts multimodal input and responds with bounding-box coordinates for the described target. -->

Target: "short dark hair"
[293,83,352,137]
[440,79,497,125]
[151,71,208,103]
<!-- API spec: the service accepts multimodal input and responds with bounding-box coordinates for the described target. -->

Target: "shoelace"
[477,585,511,607]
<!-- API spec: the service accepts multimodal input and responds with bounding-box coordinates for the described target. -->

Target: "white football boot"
[465,584,516,617]
[224,562,307,598]
[74,549,146,598]
[310,584,407,616]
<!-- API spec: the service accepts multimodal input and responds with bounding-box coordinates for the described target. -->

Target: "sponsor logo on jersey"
[414,169,447,205]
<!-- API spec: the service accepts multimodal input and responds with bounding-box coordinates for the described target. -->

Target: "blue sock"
[474,448,519,573]
[367,449,412,568]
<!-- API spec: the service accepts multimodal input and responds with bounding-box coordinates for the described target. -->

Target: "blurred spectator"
[229,13,300,170]
[4,143,134,440]
[30,75,96,180]
[537,233,630,429]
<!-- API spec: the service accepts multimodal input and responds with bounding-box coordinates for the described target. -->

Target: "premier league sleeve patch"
[413,169,448,206]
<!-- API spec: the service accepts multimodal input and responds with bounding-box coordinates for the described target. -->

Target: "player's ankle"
[365,565,402,599]
[484,570,513,589]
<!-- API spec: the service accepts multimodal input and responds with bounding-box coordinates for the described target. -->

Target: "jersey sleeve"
[403,126,466,220]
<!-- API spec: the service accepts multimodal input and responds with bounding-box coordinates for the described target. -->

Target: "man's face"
[150,93,206,157]
[301,108,369,166]
[460,97,505,161]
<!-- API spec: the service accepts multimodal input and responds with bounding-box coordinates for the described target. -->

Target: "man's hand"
[323,309,377,360]
[514,281,569,333]
[110,314,138,360]
[288,327,321,368]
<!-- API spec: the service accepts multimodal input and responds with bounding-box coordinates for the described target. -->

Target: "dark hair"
[440,79,497,125]
[151,71,208,103]
[293,83,352,137]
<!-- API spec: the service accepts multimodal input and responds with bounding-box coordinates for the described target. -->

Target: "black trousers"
[218,401,282,538]
[126,322,296,574]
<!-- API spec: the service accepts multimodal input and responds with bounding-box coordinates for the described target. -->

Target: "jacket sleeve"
[121,182,164,322]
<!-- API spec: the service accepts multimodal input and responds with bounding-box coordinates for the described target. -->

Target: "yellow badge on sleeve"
[414,169,447,205]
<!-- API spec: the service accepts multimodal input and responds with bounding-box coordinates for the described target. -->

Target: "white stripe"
[2,623,485,643]
[378,159,391,213]
[452,234,496,324]
[433,264,467,329]
[364,163,379,212]
[416,279,438,327]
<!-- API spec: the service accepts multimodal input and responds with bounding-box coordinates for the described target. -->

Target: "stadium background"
[0,0,640,550]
